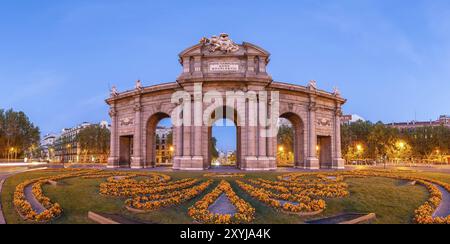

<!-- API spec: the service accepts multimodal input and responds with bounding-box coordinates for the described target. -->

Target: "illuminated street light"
[169,146,174,152]
[356,144,363,152]
[398,141,405,150]
[279,146,284,152]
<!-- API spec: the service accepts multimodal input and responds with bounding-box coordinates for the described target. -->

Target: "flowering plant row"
[278,173,345,184]
[248,179,349,199]
[126,180,213,211]
[99,178,199,197]
[13,169,107,222]
[236,180,326,214]
[188,180,255,224]
[203,173,246,178]
[282,170,450,224]
[104,173,171,184]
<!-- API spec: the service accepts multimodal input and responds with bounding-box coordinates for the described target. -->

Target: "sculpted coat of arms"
[200,33,240,53]
[317,118,332,127]
[120,117,134,126]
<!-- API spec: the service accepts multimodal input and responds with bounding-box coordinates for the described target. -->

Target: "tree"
[367,122,399,161]
[76,125,110,163]
[0,109,40,160]
[341,120,373,162]
[210,137,219,160]
[277,125,294,165]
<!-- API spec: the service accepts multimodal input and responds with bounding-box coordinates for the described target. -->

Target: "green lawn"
[0,170,433,224]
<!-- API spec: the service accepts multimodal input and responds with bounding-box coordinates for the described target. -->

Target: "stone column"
[257,100,269,169]
[131,96,144,169]
[192,90,204,169]
[244,94,258,170]
[107,105,119,168]
[305,97,319,170]
[173,124,183,170]
[333,106,345,169]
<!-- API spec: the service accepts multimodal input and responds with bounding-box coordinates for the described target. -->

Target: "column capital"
[109,108,117,117]
[335,107,343,117]
[134,104,143,112]
[308,102,317,112]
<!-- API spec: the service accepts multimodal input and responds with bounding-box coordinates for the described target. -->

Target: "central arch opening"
[211,118,237,168]
[207,106,241,169]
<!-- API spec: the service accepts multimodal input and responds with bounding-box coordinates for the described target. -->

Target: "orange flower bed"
[203,173,246,178]
[126,180,213,211]
[13,169,104,222]
[188,180,255,224]
[99,178,199,197]
[281,170,450,224]
[13,169,170,222]
[248,179,349,199]
[236,180,326,214]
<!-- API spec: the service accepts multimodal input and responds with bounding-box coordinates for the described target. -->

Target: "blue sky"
[1,0,450,151]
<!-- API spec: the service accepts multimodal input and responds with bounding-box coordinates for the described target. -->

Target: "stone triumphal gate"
[106,34,346,170]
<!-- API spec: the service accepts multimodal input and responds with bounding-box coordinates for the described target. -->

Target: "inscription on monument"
[209,62,239,72]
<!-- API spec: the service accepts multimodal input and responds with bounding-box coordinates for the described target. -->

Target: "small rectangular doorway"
[119,135,133,168]
[318,136,332,169]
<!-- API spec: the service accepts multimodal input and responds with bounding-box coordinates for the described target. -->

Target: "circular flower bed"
[13,169,171,223]
[280,170,450,224]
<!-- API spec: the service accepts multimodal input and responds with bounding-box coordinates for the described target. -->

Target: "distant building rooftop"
[387,115,450,129]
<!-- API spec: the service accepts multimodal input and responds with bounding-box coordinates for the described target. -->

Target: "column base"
[242,157,276,171]
[131,157,144,169]
[305,157,320,170]
[332,158,346,169]
[173,156,206,171]
[107,157,119,169]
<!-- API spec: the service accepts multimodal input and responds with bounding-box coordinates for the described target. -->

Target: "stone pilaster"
[192,56,203,78]
[305,96,319,170]
[333,106,345,169]
[107,105,119,168]
[131,95,144,169]
[173,125,183,170]
[192,90,204,169]
[244,94,258,169]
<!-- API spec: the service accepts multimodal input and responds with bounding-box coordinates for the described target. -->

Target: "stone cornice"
[270,81,347,104]
[105,82,180,105]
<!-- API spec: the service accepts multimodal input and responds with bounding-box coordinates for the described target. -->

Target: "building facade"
[40,133,57,161]
[52,121,110,163]
[106,34,346,170]
[388,115,450,131]
[155,126,173,165]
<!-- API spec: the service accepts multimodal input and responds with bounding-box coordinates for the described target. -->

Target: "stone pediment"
[179,42,269,58]
[178,34,272,83]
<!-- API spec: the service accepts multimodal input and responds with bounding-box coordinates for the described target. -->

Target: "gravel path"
[24,184,46,214]
[433,184,450,218]
[208,194,237,215]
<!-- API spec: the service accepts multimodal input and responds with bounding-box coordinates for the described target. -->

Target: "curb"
[0,178,7,224]
[88,211,120,224]
[0,167,49,225]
